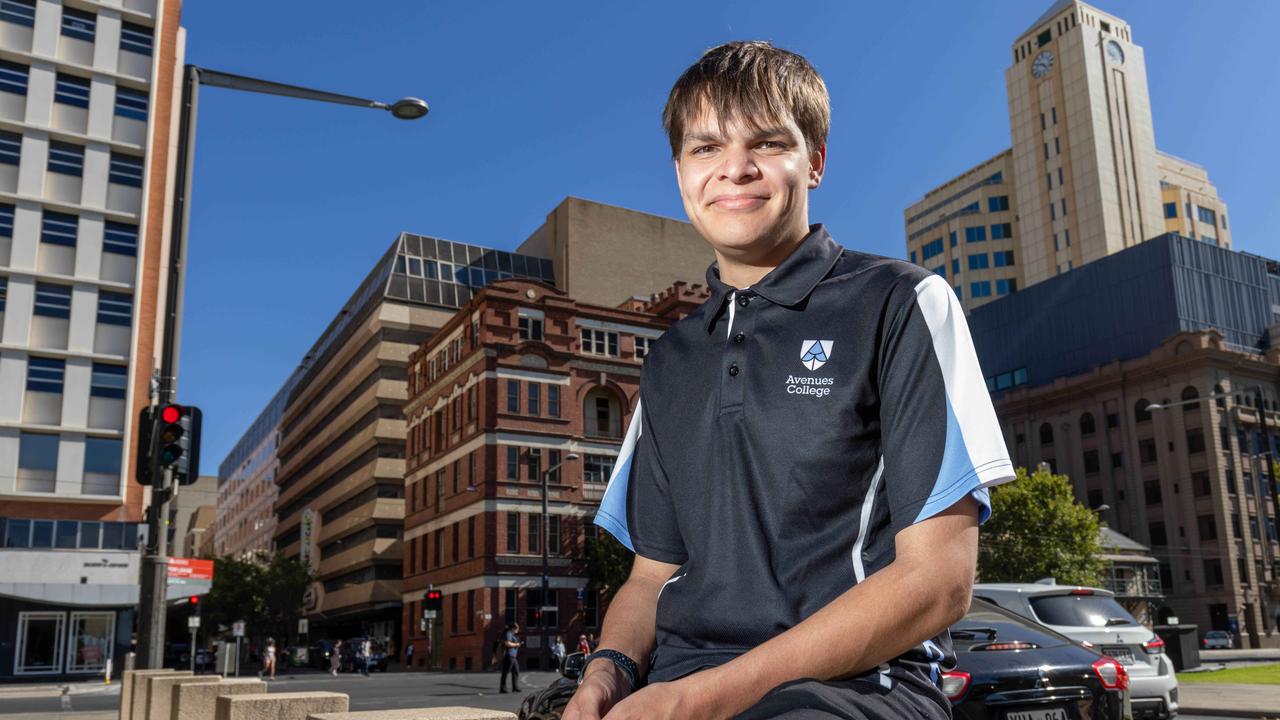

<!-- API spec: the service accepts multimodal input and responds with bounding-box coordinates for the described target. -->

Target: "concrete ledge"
[216,691,349,720]
[310,710,518,720]
[172,678,267,720]
[126,670,191,720]
[147,675,222,720]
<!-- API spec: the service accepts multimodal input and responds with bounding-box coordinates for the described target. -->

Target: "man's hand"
[601,678,707,720]
[562,663,633,720]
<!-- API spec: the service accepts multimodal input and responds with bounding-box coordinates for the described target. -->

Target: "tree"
[978,466,1104,586]
[585,532,634,596]
[204,554,311,645]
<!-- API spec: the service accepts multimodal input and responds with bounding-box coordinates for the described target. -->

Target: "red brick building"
[400,279,708,670]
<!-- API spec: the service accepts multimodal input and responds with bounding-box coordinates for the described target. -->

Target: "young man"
[565,42,1015,720]
[498,623,522,693]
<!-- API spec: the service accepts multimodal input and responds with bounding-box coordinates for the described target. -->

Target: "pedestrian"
[260,637,276,680]
[586,633,598,652]
[498,623,521,693]
[329,640,341,676]
[552,635,566,670]
[576,634,590,656]
[562,41,1014,720]
[360,638,373,677]
[405,642,414,670]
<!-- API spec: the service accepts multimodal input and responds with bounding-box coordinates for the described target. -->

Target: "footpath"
[1178,683,1280,719]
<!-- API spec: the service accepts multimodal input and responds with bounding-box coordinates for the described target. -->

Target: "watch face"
[1106,40,1125,64]
[1032,51,1055,79]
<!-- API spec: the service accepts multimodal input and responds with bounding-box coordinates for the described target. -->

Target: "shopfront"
[0,537,139,681]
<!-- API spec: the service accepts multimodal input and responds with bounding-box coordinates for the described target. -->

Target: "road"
[0,669,1232,719]
[0,668,560,716]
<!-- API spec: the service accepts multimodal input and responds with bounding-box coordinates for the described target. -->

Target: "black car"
[307,639,340,670]
[518,600,1130,720]
[945,598,1131,720]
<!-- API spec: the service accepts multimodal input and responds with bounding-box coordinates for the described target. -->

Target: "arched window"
[1039,422,1054,447]
[583,387,622,439]
[1214,383,1226,409]
[1181,386,1200,412]
[1134,399,1152,423]
[1079,412,1096,437]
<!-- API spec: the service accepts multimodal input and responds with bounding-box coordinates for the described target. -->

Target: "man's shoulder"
[826,248,934,295]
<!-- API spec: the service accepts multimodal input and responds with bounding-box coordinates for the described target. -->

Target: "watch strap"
[584,648,640,689]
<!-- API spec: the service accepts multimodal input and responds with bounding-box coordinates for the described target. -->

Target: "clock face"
[1032,51,1055,79]
[1106,40,1125,64]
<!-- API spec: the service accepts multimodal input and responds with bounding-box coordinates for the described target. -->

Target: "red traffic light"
[161,405,182,423]
[427,590,442,600]
[189,595,199,605]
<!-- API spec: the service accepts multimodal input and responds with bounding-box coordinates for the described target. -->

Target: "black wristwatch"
[584,648,640,689]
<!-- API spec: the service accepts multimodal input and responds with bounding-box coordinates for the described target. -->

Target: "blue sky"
[180,1,1280,473]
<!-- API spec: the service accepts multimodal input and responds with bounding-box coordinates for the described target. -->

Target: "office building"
[969,233,1280,646]
[904,0,1231,312]
[399,279,707,670]
[0,0,183,680]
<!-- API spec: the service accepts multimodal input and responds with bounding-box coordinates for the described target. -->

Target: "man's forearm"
[583,574,665,681]
[692,553,969,716]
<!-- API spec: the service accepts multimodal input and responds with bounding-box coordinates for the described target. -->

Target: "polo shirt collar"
[702,224,843,333]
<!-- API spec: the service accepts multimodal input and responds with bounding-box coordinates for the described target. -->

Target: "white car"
[975,583,1178,719]
[1202,630,1232,649]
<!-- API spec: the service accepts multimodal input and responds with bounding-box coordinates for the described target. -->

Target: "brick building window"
[506,513,519,552]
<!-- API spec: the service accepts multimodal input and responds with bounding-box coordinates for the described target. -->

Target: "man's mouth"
[710,194,768,210]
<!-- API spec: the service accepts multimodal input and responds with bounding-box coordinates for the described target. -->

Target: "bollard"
[106,657,114,684]
[308,709,518,720]
[215,692,348,720]
[125,670,191,720]
[146,675,221,720]
[172,678,266,720]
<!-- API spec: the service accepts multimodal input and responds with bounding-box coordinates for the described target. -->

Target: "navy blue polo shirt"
[594,226,1015,713]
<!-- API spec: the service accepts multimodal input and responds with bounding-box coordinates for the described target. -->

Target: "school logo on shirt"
[800,340,833,371]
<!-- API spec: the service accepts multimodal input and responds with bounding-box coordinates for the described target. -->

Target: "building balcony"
[1100,573,1163,599]
[318,537,401,581]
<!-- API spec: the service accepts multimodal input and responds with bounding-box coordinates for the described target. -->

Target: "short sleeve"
[878,274,1016,535]
[593,397,688,564]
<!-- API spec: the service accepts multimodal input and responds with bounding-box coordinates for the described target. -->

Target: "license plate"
[1006,708,1068,720]
[1103,645,1135,665]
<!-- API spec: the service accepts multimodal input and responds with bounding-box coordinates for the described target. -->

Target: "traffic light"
[135,406,156,485]
[153,404,202,485]
[424,589,443,613]
[189,595,199,607]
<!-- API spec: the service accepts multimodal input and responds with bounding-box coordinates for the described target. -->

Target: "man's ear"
[809,143,827,189]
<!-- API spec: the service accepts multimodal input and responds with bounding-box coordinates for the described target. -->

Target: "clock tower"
[1005,0,1165,287]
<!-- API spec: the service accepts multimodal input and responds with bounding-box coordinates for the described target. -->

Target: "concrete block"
[127,670,191,720]
[120,669,183,719]
[146,674,221,720]
[172,678,266,720]
[215,692,349,720]
[310,709,518,720]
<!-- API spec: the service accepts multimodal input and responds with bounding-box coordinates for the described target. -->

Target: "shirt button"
[728,363,740,377]
[733,332,745,344]
[737,294,751,308]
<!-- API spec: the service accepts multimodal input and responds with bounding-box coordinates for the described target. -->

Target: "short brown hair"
[662,41,830,158]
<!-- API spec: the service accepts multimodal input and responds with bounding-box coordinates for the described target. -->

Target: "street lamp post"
[541,452,578,670]
[136,66,428,669]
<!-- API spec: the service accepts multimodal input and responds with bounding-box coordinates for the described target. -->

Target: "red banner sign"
[167,558,214,581]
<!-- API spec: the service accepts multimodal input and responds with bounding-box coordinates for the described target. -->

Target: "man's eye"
[758,140,787,150]
[690,145,716,156]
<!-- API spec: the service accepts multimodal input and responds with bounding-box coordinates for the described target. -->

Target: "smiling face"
[675,105,825,275]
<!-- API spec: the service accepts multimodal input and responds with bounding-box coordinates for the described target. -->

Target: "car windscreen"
[1029,594,1137,627]
[952,600,1069,649]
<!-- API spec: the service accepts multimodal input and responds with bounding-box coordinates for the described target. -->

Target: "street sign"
[419,617,427,632]
[297,619,309,635]
[575,588,585,601]
[232,621,245,638]
[188,616,201,629]
[423,610,438,619]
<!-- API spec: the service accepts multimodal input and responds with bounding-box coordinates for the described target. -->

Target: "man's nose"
[718,145,760,183]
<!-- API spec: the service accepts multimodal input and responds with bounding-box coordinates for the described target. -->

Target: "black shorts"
[734,677,950,720]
